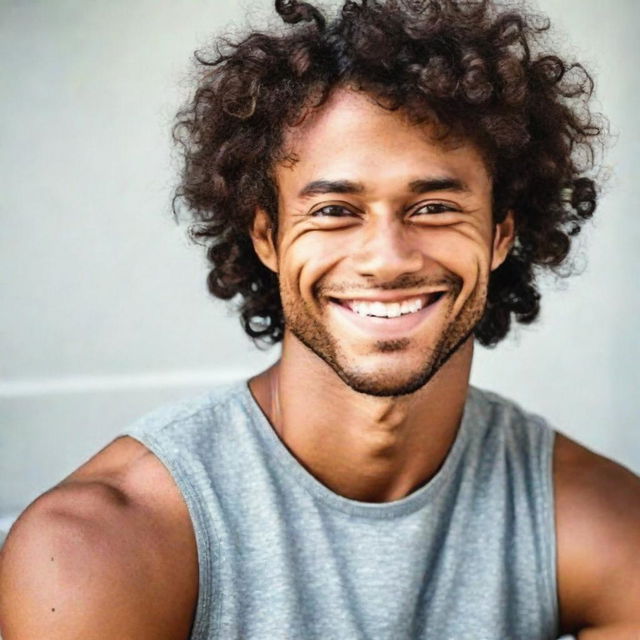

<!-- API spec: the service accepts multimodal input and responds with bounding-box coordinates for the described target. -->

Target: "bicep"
[0,488,172,640]
[555,433,640,633]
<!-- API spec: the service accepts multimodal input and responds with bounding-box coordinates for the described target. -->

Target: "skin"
[248,88,513,502]
[1,88,639,639]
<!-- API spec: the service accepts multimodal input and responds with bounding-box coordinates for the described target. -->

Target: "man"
[1,0,639,638]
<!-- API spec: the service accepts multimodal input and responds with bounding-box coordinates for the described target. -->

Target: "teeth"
[387,302,401,318]
[371,302,387,317]
[348,296,426,318]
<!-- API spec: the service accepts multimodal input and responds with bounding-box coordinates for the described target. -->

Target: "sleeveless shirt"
[123,381,559,640]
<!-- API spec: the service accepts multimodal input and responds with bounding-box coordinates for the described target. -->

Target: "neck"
[250,335,473,503]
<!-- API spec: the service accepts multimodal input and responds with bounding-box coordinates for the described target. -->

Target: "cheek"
[420,224,493,316]
[420,224,492,277]
[280,231,349,301]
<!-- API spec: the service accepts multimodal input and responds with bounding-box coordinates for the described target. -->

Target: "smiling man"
[1,1,639,639]
[255,89,507,403]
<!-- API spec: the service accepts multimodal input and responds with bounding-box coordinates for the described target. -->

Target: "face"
[252,88,513,397]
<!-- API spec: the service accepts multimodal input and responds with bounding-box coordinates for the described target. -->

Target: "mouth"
[327,291,447,340]
[329,292,445,319]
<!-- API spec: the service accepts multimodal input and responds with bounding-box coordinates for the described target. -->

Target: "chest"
[190,481,557,639]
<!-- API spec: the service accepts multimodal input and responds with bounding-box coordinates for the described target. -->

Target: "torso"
[63,425,638,639]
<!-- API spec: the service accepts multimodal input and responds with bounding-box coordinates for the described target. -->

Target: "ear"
[250,207,278,273]
[490,209,515,271]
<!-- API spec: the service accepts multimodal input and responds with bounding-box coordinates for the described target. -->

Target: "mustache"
[315,273,462,297]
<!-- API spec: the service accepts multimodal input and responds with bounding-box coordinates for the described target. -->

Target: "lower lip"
[328,295,445,340]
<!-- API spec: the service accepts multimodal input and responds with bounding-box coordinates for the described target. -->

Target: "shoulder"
[0,437,198,640]
[553,432,640,634]
[124,382,248,443]
[468,386,553,448]
[469,385,545,423]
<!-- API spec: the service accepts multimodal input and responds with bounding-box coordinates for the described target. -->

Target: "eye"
[410,201,459,216]
[310,204,357,218]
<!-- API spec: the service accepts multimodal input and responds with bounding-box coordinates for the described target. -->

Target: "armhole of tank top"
[540,425,560,638]
[124,427,222,640]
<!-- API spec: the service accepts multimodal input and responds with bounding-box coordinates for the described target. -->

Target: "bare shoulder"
[553,432,640,635]
[0,437,198,640]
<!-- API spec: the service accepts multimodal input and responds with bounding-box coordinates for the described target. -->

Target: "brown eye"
[411,202,457,216]
[311,205,356,217]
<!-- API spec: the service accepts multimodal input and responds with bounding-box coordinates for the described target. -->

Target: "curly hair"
[173,0,604,347]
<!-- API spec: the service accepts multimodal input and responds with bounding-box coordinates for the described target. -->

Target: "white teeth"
[370,302,387,317]
[387,302,401,318]
[348,296,426,318]
[399,300,413,315]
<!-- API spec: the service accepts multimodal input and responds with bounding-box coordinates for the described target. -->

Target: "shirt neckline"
[237,380,478,519]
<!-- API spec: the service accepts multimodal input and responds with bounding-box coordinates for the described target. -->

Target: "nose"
[352,217,425,282]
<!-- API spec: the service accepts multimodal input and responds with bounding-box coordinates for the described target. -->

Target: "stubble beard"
[279,276,488,397]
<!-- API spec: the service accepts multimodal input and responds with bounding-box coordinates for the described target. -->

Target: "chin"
[331,347,436,396]
[325,325,475,398]
[336,368,437,397]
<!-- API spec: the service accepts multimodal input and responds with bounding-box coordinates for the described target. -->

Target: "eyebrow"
[408,177,470,194]
[298,180,365,199]
[297,176,470,199]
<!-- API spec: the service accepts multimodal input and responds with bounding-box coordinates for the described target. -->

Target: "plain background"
[0,0,638,529]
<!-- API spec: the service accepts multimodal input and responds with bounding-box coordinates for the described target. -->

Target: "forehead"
[276,87,491,194]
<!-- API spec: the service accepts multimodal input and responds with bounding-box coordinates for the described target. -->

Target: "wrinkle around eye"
[407,211,464,227]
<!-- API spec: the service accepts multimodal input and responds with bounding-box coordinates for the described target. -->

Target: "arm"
[579,625,640,639]
[554,433,640,638]
[0,483,169,640]
[0,440,197,640]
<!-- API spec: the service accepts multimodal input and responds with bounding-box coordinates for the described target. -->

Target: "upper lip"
[327,290,446,303]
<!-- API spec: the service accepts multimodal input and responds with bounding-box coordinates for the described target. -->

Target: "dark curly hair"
[173,0,604,347]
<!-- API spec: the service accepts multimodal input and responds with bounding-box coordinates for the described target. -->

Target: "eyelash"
[311,204,355,217]
[310,202,458,218]
[410,202,458,216]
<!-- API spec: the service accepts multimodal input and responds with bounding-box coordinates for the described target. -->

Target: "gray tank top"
[123,381,558,639]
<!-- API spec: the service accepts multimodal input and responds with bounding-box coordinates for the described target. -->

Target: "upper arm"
[0,481,185,640]
[554,433,640,636]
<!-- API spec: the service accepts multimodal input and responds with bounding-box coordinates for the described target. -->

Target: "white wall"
[1,0,638,519]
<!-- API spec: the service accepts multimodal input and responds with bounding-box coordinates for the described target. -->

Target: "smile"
[331,292,444,319]
[328,292,446,339]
